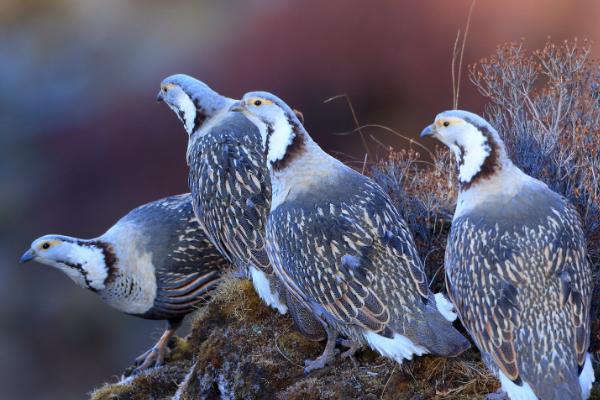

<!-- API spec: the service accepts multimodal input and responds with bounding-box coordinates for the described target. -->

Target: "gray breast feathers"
[117,194,230,320]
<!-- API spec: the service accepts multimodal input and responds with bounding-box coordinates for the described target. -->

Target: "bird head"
[20,235,114,292]
[420,110,508,187]
[230,91,306,169]
[157,74,235,135]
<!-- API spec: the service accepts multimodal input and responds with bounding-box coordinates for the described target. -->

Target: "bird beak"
[420,124,436,138]
[156,91,164,103]
[229,101,245,113]
[19,248,36,264]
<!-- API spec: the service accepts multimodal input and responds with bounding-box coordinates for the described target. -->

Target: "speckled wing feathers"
[446,192,592,388]
[123,194,229,320]
[188,114,271,275]
[267,177,435,340]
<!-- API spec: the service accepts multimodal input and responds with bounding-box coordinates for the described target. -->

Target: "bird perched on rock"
[20,194,229,371]
[157,75,324,340]
[157,74,285,313]
[421,110,595,400]
[231,92,470,372]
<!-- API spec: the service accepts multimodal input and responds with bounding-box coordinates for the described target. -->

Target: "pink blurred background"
[2,0,599,398]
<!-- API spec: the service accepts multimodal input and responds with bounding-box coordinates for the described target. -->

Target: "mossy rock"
[90,277,598,399]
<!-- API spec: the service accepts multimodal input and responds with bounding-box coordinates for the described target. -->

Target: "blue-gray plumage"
[421,110,595,400]
[232,92,470,372]
[157,75,325,340]
[20,194,229,371]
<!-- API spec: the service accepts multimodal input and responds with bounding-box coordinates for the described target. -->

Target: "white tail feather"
[250,266,287,314]
[434,293,458,322]
[498,370,538,400]
[579,353,595,399]
[363,331,428,364]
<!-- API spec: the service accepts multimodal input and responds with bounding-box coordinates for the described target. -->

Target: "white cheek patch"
[458,128,490,183]
[67,245,108,290]
[267,113,295,165]
[172,92,197,135]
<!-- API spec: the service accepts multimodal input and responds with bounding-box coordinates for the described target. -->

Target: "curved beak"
[19,248,36,264]
[420,124,436,138]
[156,91,164,103]
[229,101,245,113]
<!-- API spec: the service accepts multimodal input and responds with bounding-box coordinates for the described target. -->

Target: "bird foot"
[485,390,508,400]
[303,348,339,373]
[133,328,178,373]
[133,343,171,373]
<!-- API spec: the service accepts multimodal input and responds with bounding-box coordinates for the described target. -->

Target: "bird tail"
[408,302,471,357]
[522,353,594,400]
[527,378,582,400]
[422,317,471,357]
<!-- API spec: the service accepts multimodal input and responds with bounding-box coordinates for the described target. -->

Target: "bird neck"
[456,125,511,191]
[269,130,343,210]
[180,87,235,136]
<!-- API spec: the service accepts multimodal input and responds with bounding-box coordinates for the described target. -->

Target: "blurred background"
[2,0,600,398]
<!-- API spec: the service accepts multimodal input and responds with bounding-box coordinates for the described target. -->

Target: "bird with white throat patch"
[231,92,471,373]
[20,194,229,372]
[421,110,595,400]
[157,75,325,341]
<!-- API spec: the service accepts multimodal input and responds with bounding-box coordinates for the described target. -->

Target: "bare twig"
[452,0,477,109]
[452,29,461,108]
[360,124,436,160]
[361,152,368,175]
[325,94,372,161]
[380,364,397,399]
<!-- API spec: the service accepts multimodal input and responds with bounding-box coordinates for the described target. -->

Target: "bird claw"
[133,344,169,373]
[303,349,339,373]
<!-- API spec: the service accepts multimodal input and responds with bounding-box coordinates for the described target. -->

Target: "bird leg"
[339,338,360,359]
[134,319,182,372]
[304,325,338,373]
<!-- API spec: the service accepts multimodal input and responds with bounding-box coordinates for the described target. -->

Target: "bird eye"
[254,100,262,106]
[42,242,50,250]
[162,87,167,93]
[443,121,450,127]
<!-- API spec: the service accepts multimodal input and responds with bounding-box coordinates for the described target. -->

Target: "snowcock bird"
[21,194,229,371]
[231,91,471,372]
[157,74,324,341]
[421,110,595,400]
